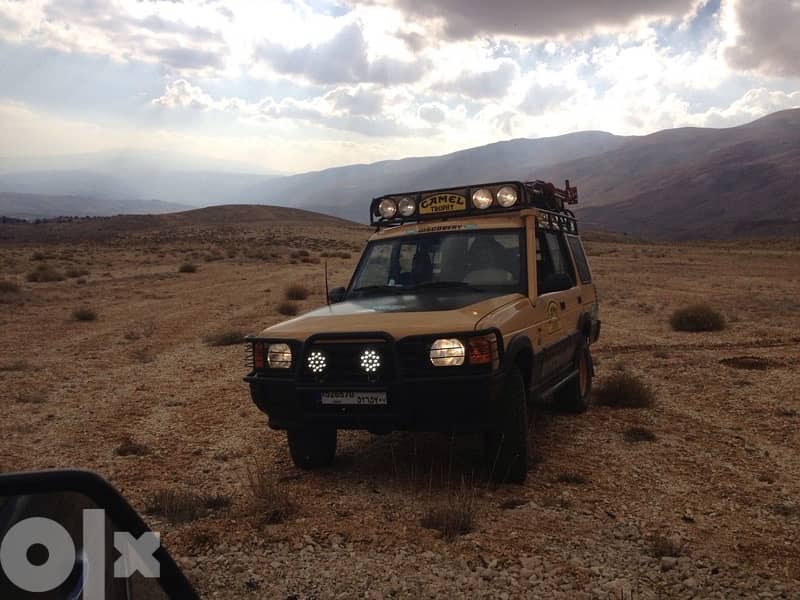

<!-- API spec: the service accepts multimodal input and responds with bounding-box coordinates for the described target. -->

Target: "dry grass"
[204,329,245,346]
[245,463,297,524]
[0,360,29,372]
[594,373,655,409]
[26,264,65,282]
[65,268,89,278]
[277,301,299,316]
[285,283,310,300]
[72,307,97,321]
[670,304,726,332]
[178,262,198,273]
[420,483,476,542]
[131,347,156,364]
[115,435,150,457]
[0,280,20,294]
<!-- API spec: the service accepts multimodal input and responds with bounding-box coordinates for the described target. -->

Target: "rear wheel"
[556,344,592,413]
[485,366,528,484]
[287,428,337,469]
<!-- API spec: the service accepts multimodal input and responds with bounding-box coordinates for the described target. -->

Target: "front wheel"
[485,366,529,484]
[556,344,592,413]
[287,428,337,469]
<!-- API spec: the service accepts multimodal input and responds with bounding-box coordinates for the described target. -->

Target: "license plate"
[319,391,387,406]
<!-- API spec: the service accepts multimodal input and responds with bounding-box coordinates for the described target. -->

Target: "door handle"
[560,301,566,310]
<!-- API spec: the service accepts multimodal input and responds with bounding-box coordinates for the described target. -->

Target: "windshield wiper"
[350,284,403,294]
[410,281,485,291]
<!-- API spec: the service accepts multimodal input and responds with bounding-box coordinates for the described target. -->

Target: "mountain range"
[1,110,798,239]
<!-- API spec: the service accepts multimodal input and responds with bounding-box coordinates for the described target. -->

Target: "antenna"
[324,260,330,306]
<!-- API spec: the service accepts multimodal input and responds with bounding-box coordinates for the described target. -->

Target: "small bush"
[178,262,198,273]
[66,268,89,278]
[285,284,310,301]
[131,347,156,363]
[72,307,97,322]
[0,280,20,294]
[204,330,245,347]
[277,301,299,316]
[421,487,475,542]
[556,472,589,485]
[670,304,725,332]
[594,373,655,409]
[650,534,683,557]
[31,251,45,261]
[0,360,29,372]
[146,490,206,524]
[16,392,47,404]
[115,436,150,457]
[624,426,658,443]
[246,464,296,524]
[26,264,65,282]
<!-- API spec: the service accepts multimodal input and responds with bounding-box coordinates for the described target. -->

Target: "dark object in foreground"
[594,373,655,408]
[670,304,725,332]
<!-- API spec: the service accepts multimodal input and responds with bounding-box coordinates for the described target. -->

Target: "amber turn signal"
[467,336,493,365]
[253,341,265,369]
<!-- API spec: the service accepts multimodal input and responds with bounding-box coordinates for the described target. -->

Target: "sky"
[0,0,798,173]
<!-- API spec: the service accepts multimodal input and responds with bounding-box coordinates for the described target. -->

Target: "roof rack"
[370,179,579,228]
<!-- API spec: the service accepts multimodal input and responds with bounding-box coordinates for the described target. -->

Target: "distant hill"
[0,149,276,210]
[543,109,800,238]
[0,204,360,244]
[238,131,628,221]
[0,192,188,220]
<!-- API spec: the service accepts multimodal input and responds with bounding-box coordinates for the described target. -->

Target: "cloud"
[434,62,518,99]
[355,0,698,39]
[325,87,384,115]
[700,87,800,127]
[418,102,446,123]
[519,83,573,115]
[255,22,427,85]
[152,47,224,70]
[723,0,800,78]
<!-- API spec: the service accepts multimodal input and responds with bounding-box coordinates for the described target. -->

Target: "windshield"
[350,229,525,296]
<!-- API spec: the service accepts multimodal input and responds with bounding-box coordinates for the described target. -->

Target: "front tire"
[556,344,592,413]
[287,428,337,469]
[485,366,529,484]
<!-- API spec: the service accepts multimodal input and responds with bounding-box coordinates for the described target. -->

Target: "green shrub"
[178,262,198,273]
[670,304,725,332]
[277,301,299,316]
[285,283,309,301]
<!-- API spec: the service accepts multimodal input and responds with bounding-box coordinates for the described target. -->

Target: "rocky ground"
[1,215,799,599]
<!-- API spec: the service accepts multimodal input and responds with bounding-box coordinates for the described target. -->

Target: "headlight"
[307,350,327,373]
[267,343,292,369]
[378,198,397,219]
[471,188,493,210]
[430,338,465,366]
[397,197,416,217]
[360,348,381,372]
[496,186,518,208]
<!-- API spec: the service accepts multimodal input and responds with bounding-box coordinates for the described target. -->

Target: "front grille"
[299,339,394,384]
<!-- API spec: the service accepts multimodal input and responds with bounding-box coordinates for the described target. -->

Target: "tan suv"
[245,180,600,483]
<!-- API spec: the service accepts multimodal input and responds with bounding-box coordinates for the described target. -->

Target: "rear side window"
[566,235,592,284]
[535,229,576,292]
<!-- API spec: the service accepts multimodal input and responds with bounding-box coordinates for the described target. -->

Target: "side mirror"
[0,470,197,599]
[328,286,346,304]
[539,272,573,294]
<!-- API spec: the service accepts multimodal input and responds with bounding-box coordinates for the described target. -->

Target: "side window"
[358,243,392,287]
[567,235,592,284]
[535,229,576,294]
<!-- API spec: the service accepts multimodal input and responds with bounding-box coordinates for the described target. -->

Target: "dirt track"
[1,218,799,598]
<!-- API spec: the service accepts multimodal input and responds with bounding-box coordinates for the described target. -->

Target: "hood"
[261,292,522,340]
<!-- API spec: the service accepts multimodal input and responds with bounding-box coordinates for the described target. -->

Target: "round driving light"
[496,186,518,208]
[378,198,397,219]
[398,197,416,217]
[360,348,381,373]
[267,343,292,369]
[471,188,493,210]
[430,338,465,366]
[306,350,327,373]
